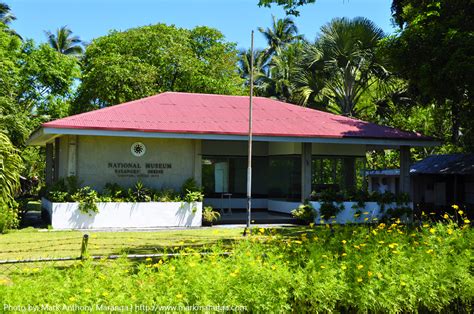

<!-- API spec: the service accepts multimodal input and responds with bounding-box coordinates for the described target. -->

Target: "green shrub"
[71,187,99,215]
[0,203,19,233]
[291,203,316,224]
[319,201,344,220]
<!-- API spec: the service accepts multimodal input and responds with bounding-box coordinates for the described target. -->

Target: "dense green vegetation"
[1,220,472,312]
[0,1,472,228]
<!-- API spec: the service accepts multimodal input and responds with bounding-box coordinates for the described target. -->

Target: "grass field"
[0,227,244,261]
[1,219,472,312]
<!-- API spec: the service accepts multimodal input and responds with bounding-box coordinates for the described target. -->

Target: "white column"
[45,143,54,186]
[193,140,202,186]
[67,135,77,177]
[301,143,312,202]
[399,146,411,197]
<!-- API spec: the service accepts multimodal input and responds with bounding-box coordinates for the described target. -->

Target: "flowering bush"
[0,215,472,312]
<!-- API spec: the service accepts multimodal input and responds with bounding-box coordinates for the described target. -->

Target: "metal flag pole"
[244,31,254,236]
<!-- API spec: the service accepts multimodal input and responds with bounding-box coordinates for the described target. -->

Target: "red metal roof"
[42,92,430,141]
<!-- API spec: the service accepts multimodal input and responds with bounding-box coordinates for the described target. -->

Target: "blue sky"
[7,0,395,50]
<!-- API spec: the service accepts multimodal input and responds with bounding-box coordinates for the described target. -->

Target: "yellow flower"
[294,240,303,245]
[341,240,347,244]
[259,228,265,234]
[372,230,377,236]
[357,264,364,270]
[400,281,406,286]
[388,243,398,249]
[377,272,383,279]
[271,265,277,270]
[395,218,401,224]
[176,293,183,299]
[341,253,347,257]
[341,265,347,270]
[309,222,315,228]
[320,265,326,269]
[422,211,426,216]
[464,219,471,224]
[443,213,449,219]
[378,240,385,244]
[145,257,152,262]
[452,204,459,210]
[429,228,436,234]
[102,292,109,297]
[357,278,363,283]
[367,271,373,277]
[458,210,464,215]
[426,249,434,254]
[364,217,369,221]
[447,229,453,235]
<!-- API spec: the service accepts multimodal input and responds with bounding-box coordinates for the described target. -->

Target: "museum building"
[28,92,437,213]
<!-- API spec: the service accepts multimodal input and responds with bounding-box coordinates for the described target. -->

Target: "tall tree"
[258,16,301,57]
[45,26,83,55]
[0,2,15,25]
[387,0,474,148]
[73,24,243,113]
[238,48,270,95]
[295,17,389,116]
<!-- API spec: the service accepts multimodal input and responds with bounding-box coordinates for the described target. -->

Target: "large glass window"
[312,156,366,192]
[202,156,268,198]
[268,156,301,201]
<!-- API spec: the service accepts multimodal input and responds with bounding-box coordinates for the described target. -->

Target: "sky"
[7,0,395,50]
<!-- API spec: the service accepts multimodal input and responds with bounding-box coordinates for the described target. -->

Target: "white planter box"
[268,199,412,224]
[42,198,202,229]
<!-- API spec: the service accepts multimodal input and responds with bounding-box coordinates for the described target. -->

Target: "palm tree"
[45,26,83,55]
[0,2,15,25]
[238,48,271,96]
[258,15,301,57]
[295,17,389,116]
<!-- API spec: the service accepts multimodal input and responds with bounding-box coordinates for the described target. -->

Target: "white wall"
[42,198,202,229]
[59,136,201,191]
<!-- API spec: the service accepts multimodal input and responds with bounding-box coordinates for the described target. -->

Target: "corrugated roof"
[42,92,432,140]
[411,154,474,175]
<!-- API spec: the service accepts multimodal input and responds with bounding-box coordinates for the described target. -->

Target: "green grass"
[0,227,244,261]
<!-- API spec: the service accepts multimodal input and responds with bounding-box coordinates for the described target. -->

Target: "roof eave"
[27,126,441,148]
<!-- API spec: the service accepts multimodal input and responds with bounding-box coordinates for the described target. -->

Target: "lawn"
[0,219,473,313]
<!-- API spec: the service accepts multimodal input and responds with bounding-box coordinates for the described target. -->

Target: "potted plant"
[202,206,221,226]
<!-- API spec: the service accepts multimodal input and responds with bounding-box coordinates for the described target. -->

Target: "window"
[268,156,301,201]
[312,156,366,192]
[202,156,267,198]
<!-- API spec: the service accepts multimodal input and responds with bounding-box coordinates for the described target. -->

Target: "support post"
[301,143,312,202]
[343,157,356,191]
[45,143,54,186]
[399,146,411,197]
[54,138,60,183]
[80,234,89,260]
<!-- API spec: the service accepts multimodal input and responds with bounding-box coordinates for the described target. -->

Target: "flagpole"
[245,30,254,236]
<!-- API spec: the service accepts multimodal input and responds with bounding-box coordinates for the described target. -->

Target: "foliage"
[0,2,15,25]
[0,132,22,206]
[258,15,301,57]
[258,0,317,16]
[71,187,99,215]
[45,26,83,55]
[387,0,474,149]
[319,201,344,220]
[127,181,152,202]
[0,203,18,233]
[202,206,221,224]
[295,17,389,116]
[73,24,243,113]
[0,220,472,312]
[291,202,316,224]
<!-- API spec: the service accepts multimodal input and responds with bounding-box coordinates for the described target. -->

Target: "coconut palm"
[0,2,15,25]
[295,17,389,116]
[258,15,301,57]
[45,26,83,55]
[238,48,271,95]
